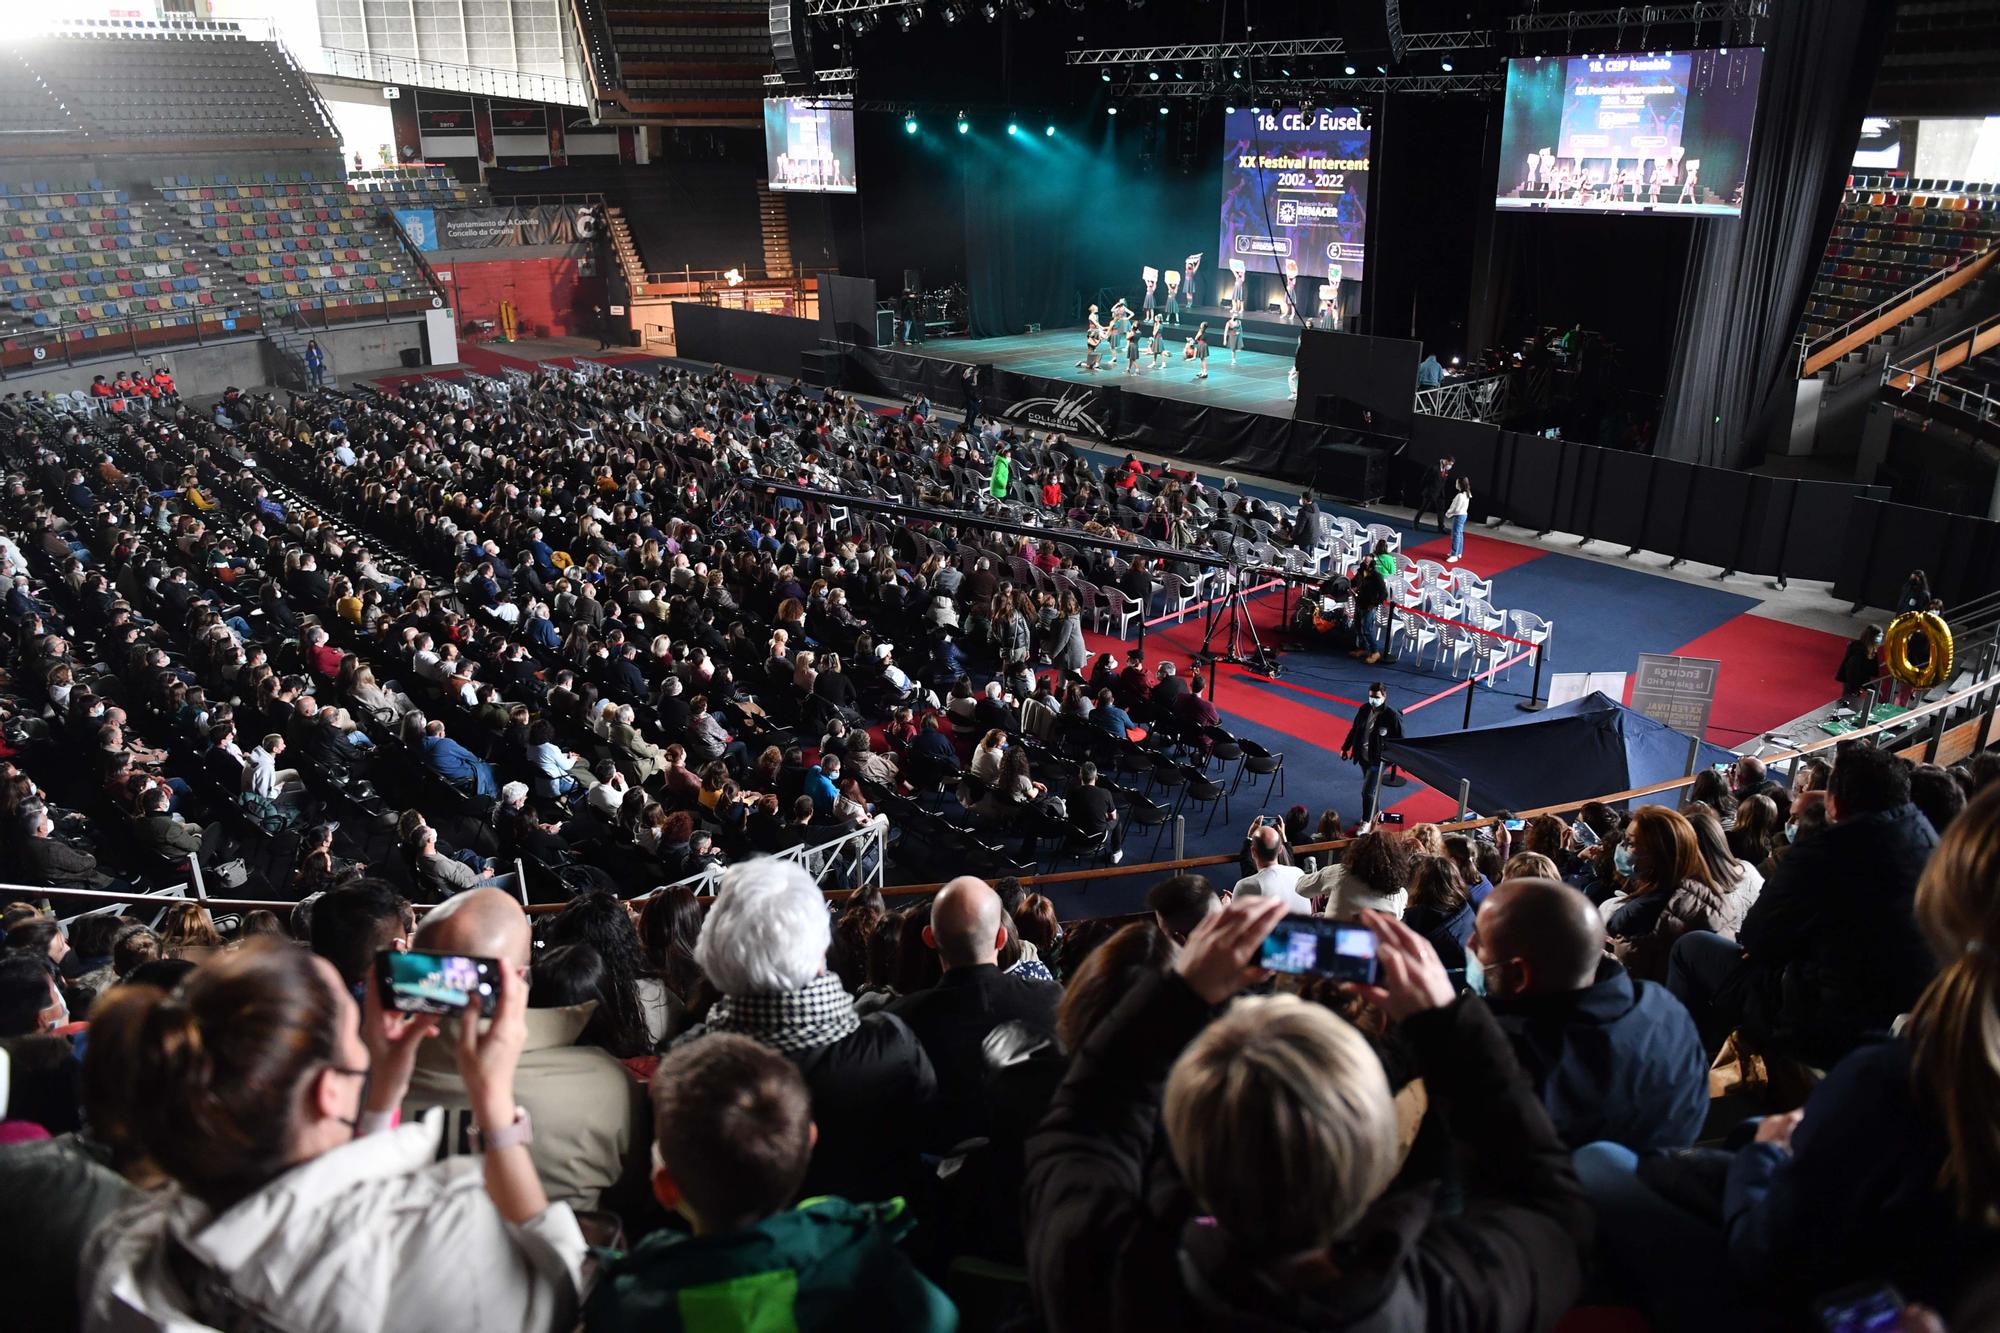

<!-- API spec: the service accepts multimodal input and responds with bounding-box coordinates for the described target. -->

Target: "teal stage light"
[1044,124,1055,136]
[957,117,969,134]
[1007,121,1018,135]
[1107,105,1118,115]
[904,115,918,134]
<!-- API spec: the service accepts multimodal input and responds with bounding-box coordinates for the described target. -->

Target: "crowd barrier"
[1406,416,2000,608]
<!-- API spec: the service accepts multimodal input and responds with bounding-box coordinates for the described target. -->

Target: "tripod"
[1195,560,1281,699]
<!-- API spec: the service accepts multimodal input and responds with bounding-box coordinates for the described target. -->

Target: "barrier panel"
[670,303,824,379]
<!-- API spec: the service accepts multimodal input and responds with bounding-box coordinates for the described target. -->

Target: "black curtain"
[1653,0,1897,469]
[965,154,1080,338]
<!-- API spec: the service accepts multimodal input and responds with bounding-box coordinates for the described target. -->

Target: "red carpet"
[1649,611,1850,745]
[1403,527,1548,578]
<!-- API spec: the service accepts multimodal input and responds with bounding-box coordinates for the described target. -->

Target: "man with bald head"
[1231,822,1310,912]
[1471,877,1709,1151]
[888,874,1061,1147]
[402,887,649,1211]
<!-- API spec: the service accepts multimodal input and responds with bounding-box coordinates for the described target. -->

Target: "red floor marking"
[1658,613,1852,744]
[1402,528,1548,579]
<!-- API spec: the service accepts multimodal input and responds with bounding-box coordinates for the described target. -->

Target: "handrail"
[1885,309,2000,391]
[314,46,590,109]
[380,209,452,308]
[1800,242,1999,378]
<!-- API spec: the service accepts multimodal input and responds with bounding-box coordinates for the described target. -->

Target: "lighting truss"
[1505,2,1770,37]
[803,0,923,15]
[1385,0,1407,62]
[764,67,857,87]
[1113,72,1501,97]
[1066,31,1491,65]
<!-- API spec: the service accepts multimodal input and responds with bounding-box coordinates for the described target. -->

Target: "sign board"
[382,86,401,100]
[1630,653,1720,738]
[609,305,626,315]
[1547,671,1628,708]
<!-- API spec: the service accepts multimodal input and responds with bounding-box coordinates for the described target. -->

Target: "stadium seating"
[0,180,225,343]
[16,29,335,145]
[154,168,480,319]
[1801,176,2000,343]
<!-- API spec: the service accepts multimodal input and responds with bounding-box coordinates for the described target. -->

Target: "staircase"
[756,182,792,276]
[605,205,648,296]
[265,326,336,391]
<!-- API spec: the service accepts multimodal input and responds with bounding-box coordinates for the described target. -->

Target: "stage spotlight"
[957,113,970,133]
[896,7,921,31]
[1100,70,1111,82]
[1441,58,1454,71]
[980,1,1000,19]
[1232,67,1243,79]
[1344,64,1357,75]
[1007,121,1018,135]
[940,1,964,24]
[904,114,919,133]
[1280,66,1291,76]
[1375,64,1387,74]
[1157,105,1168,116]
[1106,105,1118,115]
[1012,0,1034,14]
[1045,123,1055,136]
[1148,69,1160,81]
[1224,104,1236,114]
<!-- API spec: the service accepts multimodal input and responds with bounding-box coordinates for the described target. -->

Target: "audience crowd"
[0,366,1995,1330]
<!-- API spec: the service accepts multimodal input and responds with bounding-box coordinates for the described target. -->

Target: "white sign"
[1631,654,1721,738]
[609,305,626,315]
[1548,671,1628,708]
[382,86,401,100]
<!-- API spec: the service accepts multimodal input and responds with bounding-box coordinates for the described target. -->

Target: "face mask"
[1784,823,1799,844]
[1464,950,1488,997]
[1613,845,1636,877]
[1368,695,1385,708]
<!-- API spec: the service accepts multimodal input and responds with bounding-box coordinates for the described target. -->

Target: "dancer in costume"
[1222,312,1242,366]
[1109,298,1133,368]
[1077,305,1102,370]
[1147,313,1166,369]
[1182,254,1202,312]
[1141,266,1158,320]
[1190,322,1210,380]
[1162,268,1182,324]
[1229,257,1247,314]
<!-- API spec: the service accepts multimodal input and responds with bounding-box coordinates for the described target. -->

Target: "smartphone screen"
[1259,915,1379,984]
[376,950,499,1016]
[1814,1284,1904,1333]
[1503,818,1525,831]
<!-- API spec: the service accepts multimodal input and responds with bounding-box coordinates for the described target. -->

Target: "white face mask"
[1369,695,1385,708]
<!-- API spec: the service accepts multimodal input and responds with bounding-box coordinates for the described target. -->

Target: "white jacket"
[83,1111,587,1333]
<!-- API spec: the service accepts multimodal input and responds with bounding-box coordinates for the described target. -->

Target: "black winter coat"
[1735,802,1937,1068]
[1022,972,1591,1333]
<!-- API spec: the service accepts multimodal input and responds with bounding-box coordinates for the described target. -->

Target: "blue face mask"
[1613,844,1636,877]
[1464,949,1487,996]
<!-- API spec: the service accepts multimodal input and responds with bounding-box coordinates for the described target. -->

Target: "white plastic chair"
[1464,596,1507,633]
[1364,523,1403,556]
[1503,609,1554,680]
[1397,606,1441,669]
[1447,566,1493,603]
[1100,584,1143,638]
[1162,572,1197,622]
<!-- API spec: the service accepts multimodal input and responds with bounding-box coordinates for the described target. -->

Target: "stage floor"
[904,327,1301,420]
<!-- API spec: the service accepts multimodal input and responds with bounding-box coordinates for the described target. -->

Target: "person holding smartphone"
[81,941,585,1333]
[1023,896,1590,1332]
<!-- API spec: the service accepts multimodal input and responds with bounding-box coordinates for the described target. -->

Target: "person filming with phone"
[1023,895,1590,1332]
[79,938,586,1333]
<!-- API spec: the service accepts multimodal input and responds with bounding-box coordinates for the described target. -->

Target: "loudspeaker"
[903,268,922,293]
[800,347,843,388]
[770,0,814,78]
[1309,442,1389,504]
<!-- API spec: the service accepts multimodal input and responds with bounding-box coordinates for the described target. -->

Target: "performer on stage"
[1678,158,1701,205]
[1146,313,1166,369]
[1229,257,1247,314]
[1182,254,1202,312]
[1077,305,1102,371]
[1222,311,1242,366]
[1281,258,1301,323]
[1189,322,1210,380]
[1141,266,1158,320]
[1109,298,1133,368]
[1162,268,1182,324]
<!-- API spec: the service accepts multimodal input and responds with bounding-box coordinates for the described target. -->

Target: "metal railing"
[1796,238,2000,377]
[1881,309,2000,429]
[1415,371,1510,423]
[0,309,263,380]
[317,46,590,109]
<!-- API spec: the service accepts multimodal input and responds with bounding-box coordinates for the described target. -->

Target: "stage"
[889,324,1305,421]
